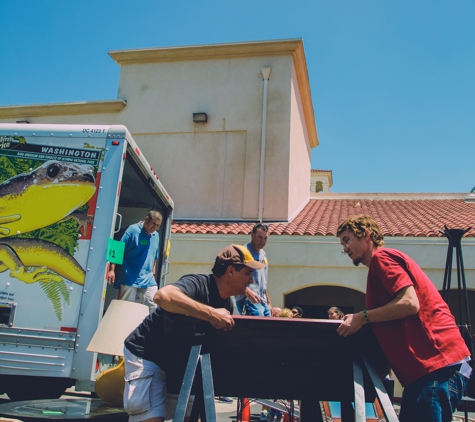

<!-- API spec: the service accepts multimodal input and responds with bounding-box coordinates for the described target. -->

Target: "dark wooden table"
[163,315,397,422]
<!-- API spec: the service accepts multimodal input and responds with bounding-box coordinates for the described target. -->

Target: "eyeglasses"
[291,309,299,315]
[340,236,356,254]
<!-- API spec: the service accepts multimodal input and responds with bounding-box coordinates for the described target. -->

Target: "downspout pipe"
[258,67,271,223]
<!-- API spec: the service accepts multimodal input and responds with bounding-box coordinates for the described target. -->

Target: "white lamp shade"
[87,300,149,356]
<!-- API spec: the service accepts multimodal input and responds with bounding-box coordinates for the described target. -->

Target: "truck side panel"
[0,124,175,398]
[0,126,108,378]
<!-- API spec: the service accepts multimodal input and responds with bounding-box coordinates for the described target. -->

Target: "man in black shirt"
[123,244,264,422]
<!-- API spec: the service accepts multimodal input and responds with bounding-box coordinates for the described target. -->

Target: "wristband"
[363,309,370,324]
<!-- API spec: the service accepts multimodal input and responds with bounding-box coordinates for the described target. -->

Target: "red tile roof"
[172,198,475,238]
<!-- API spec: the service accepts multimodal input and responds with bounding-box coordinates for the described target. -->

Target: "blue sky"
[1,1,474,193]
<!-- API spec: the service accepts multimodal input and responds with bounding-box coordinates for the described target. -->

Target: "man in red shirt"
[336,214,471,421]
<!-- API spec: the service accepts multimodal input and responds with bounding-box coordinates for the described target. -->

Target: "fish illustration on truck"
[0,159,96,293]
[0,238,85,285]
[0,160,96,237]
[0,155,98,320]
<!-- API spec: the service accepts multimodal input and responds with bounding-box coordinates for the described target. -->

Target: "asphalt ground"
[1,393,474,421]
[0,393,257,422]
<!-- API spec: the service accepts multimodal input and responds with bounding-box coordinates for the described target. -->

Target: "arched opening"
[285,285,365,319]
[285,285,475,328]
[315,181,323,193]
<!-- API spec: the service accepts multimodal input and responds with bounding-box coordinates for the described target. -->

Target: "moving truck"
[0,124,174,400]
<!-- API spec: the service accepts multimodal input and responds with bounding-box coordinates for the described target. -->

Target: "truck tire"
[5,376,74,401]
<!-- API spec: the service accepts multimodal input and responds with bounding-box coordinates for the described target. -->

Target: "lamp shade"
[87,300,149,356]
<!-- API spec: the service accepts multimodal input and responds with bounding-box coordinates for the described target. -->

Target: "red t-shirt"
[367,248,469,386]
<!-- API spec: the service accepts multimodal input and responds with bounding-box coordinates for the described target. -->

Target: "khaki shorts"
[120,284,157,314]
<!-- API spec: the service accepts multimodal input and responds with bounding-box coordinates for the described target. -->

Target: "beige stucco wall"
[288,61,312,219]
[136,131,248,218]
[116,55,298,221]
[0,44,315,222]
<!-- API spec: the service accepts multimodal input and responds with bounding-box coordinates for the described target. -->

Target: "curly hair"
[336,214,385,248]
[279,308,294,318]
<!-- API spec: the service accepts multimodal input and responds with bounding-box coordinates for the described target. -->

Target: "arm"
[337,285,420,337]
[265,290,272,310]
[107,263,116,285]
[154,285,235,331]
[107,228,131,285]
[245,286,262,304]
[152,258,158,279]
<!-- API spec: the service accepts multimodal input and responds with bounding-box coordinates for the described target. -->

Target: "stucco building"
[1,39,474,396]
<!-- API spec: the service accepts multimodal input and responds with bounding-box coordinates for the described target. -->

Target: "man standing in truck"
[123,244,264,422]
[107,210,163,313]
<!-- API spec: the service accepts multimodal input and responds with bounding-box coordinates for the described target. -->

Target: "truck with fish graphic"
[0,124,174,401]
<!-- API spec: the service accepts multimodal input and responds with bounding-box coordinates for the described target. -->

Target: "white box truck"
[0,123,174,401]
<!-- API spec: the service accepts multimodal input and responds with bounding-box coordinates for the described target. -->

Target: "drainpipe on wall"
[258,67,271,223]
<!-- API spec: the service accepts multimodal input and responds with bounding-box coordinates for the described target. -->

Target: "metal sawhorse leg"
[300,355,398,422]
[173,333,217,422]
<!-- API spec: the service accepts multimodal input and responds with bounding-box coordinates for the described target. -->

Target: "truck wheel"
[5,376,73,401]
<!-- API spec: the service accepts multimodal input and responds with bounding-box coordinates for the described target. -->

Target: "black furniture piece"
[163,315,398,422]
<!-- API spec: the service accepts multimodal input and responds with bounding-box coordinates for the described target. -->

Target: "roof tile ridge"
[283,200,328,235]
[302,199,328,235]
[385,201,420,237]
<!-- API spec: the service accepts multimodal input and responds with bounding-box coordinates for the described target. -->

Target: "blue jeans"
[235,298,270,316]
[399,364,469,422]
[267,407,282,421]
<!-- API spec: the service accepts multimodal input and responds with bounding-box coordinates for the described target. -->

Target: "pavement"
[0,393,259,422]
[2,392,475,421]
[215,397,251,422]
[214,397,274,422]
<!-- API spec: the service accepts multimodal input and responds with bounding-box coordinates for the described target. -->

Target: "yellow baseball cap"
[215,244,265,270]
